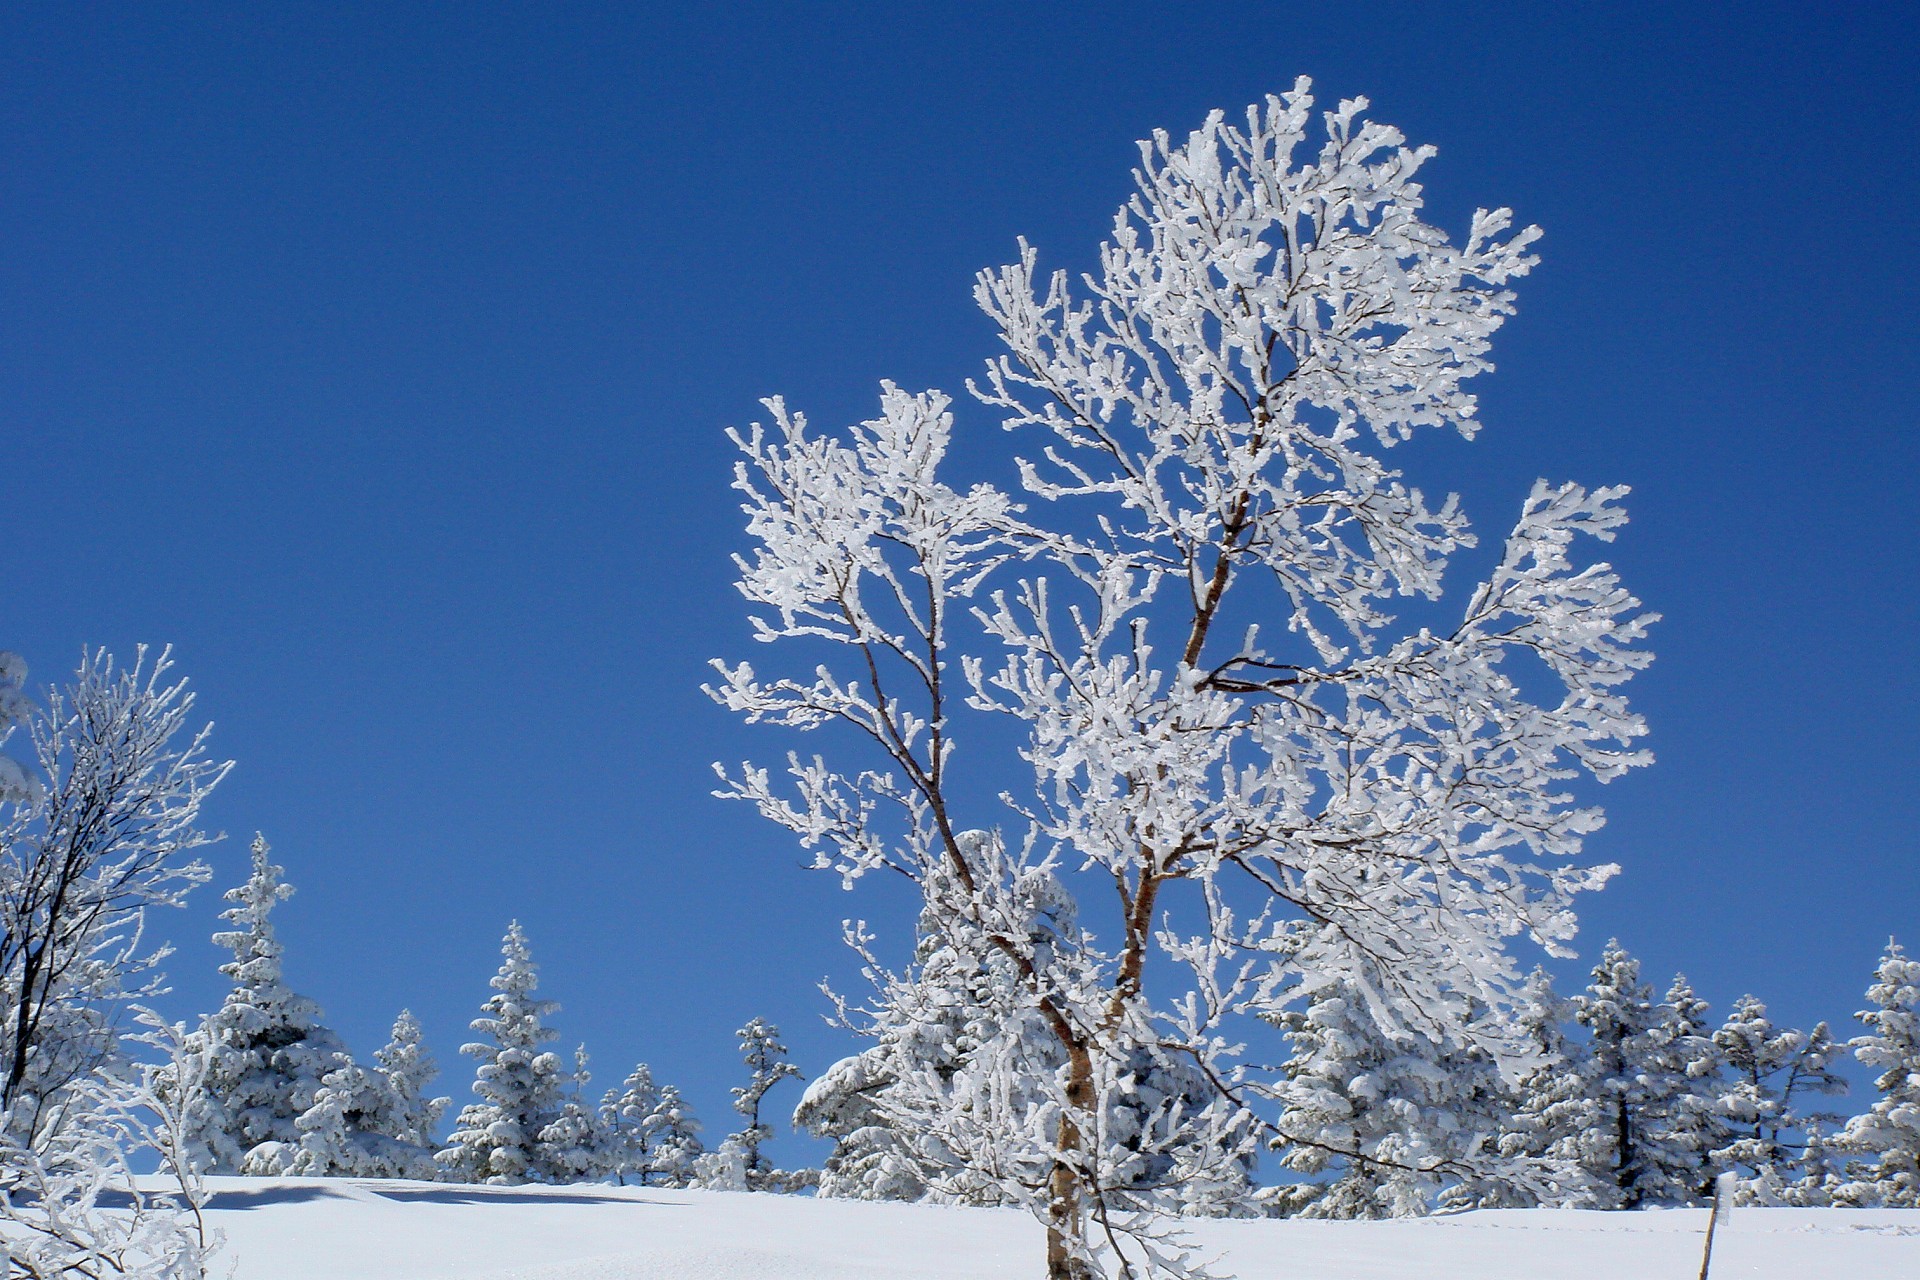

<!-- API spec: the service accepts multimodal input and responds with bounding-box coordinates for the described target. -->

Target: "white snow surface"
[186,1176,1917,1279]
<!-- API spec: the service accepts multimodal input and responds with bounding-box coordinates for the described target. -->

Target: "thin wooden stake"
[1697,1171,1736,1280]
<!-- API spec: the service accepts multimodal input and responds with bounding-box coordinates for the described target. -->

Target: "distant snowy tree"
[602,1063,707,1188]
[437,922,571,1185]
[1273,969,1504,1219]
[802,855,1067,1207]
[794,1051,928,1202]
[1637,974,1724,1204]
[646,1083,704,1188]
[537,1046,617,1184]
[0,649,31,804]
[286,1059,389,1177]
[172,834,351,1175]
[2,647,228,1146]
[691,1133,751,1192]
[1712,995,1847,1197]
[602,1062,660,1186]
[711,78,1654,1279]
[1473,967,1598,1208]
[373,1009,450,1166]
[1837,940,1920,1206]
[707,1017,803,1192]
[286,1010,447,1179]
[1569,941,1677,1208]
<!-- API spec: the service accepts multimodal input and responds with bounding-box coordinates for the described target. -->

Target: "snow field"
[199,1177,1919,1280]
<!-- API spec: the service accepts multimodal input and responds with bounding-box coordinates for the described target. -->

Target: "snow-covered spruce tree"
[1471,967,1593,1208]
[1270,967,1506,1219]
[1640,973,1724,1204]
[710,79,1654,1279]
[700,1016,804,1192]
[803,851,1069,1207]
[437,921,572,1184]
[794,1050,929,1202]
[1836,940,1920,1206]
[1711,995,1847,1198]
[537,1046,618,1184]
[1,647,229,1147]
[0,649,31,803]
[1566,941,1721,1208]
[173,833,351,1175]
[286,1059,389,1177]
[602,1062,659,1186]
[373,1009,450,1170]
[286,1010,447,1179]
[645,1083,704,1187]
[602,1063,706,1187]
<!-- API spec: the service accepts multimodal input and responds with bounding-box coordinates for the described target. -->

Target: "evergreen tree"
[1637,974,1724,1205]
[1572,941,1706,1208]
[601,1063,707,1188]
[288,1010,451,1179]
[602,1062,660,1186]
[794,1052,927,1201]
[436,922,571,1185]
[179,834,349,1174]
[373,1009,450,1165]
[691,1134,752,1191]
[287,1060,397,1177]
[1273,980,1503,1219]
[798,869,1062,1205]
[1837,940,1920,1206]
[1491,968,1597,1207]
[710,1017,802,1192]
[1712,995,1848,1196]
[536,1046,617,1184]
[646,1083,704,1188]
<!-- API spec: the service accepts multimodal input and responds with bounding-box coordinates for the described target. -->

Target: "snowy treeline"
[165,835,449,1180]
[164,850,812,1192]
[796,933,1920,1217]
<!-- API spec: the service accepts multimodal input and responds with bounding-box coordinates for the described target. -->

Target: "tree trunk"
[1046,1041,1099,1280]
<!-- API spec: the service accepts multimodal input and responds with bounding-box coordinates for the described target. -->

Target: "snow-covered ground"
[196,1177,1918,1279]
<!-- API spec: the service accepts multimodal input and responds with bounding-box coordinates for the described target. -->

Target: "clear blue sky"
[4,2,1915,1158]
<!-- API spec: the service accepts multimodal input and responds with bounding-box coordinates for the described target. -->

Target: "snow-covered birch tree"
[710,80,1655,1278]
[0,647,227,1277]
[1,647,229,1146]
